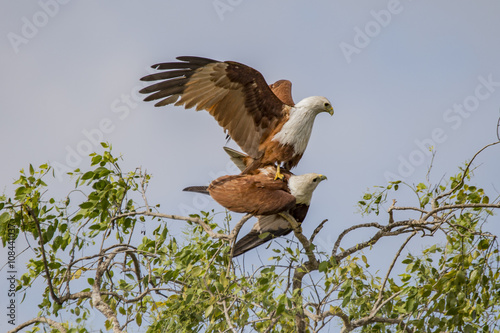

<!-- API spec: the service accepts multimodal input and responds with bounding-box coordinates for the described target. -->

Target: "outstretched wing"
[140,56,291,158]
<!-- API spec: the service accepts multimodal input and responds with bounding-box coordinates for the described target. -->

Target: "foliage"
[1,142,499,333]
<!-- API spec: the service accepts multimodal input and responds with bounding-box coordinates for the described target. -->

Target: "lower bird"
[184,148,327,256]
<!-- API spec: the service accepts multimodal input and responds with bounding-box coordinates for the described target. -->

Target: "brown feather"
[208,173,295,216]
[140,57,293,163]
[269,80,295,106]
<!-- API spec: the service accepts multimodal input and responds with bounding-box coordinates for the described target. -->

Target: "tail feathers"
[223,147,253,172]
[183,186,209,194]
[233,231,274,257]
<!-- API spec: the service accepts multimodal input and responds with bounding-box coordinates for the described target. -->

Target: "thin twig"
[372,232,416,314]
[433,141,499,204]
[310,219,329,243]
[26,206,62,305]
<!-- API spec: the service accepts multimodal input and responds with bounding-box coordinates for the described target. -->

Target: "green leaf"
[81,171,94,180]
[79,202,94,209]
[91,154,102,166]
[0,212,10,224]
[416,183,427,191]
[136,313,142,326]
[319,261,329,273]
[478,239,490,250]
[205,304,213,318]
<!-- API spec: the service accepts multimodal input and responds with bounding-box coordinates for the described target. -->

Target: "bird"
[231,172,326,257]
[184,148,327,257]
[140,56,334,179]
[222,147,327,256]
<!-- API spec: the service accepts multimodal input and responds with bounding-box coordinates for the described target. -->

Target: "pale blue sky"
[1,1,500,331]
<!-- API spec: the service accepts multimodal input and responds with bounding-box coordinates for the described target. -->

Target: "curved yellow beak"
[326,105,334,116]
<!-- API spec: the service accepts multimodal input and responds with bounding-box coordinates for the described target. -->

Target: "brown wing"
[140,56,291,158]
[269,80,295,106]
[208,173,295,215]
[233,214,293,257]
[232,203,309,256]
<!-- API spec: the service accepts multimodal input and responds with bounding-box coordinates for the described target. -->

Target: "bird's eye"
[313,177,318,182]
[324,102,330,108]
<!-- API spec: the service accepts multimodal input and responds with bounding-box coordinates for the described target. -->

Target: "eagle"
[184,148,327,257]
[140,56,333,179]
[231,172,326,257]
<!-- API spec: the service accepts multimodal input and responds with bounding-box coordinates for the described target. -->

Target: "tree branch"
[310,219,329,243]
[7,317,67,333]
[112,210,231,240]
[422,203,500,221]
[26,206,62,305]
[433,141,499,204]
[92,247,125,333]
[280,212,318,266]
[372,232,416,314]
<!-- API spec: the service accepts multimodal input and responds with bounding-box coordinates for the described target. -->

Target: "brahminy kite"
[140,56,333,179]
[183,169,326,256]
[221,147,327,256]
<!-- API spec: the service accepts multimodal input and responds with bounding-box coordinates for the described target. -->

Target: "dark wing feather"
[233,215,293,257]
[182,186,209,194]
[140,56,290,158]
[233,203,310,256]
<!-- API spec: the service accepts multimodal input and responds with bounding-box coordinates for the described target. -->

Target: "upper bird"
[140,56,334,179]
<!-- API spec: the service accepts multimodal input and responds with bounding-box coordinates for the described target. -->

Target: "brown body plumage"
[184,148,327,257]
[207,172,295,216]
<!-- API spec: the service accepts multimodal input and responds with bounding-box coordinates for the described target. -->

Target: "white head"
[272,96,333,154]
[294,96,334,116]
[288,173,327,205]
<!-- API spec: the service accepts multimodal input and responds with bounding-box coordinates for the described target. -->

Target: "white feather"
[271,96,332,154]
[288,173,327,205]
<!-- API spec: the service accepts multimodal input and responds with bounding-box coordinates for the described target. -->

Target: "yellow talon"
[274,164,284,180]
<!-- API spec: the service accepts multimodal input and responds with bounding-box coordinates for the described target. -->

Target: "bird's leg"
[274,164,284,180]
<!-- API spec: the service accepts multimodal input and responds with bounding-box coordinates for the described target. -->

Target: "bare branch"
[349,316,412,333]
[26,206,62,305]
[422,203,500,221]
[310,219,329,243]
[372,232,416,314]
[280,212,318,266]
[112,210,231,240]
[7,317,67,333]
[334,220,418,262]
[433,141,499,204]
[332,222,384,257]
[92,247,125,333]
[221,299,238,333]
[229,213,253,261]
